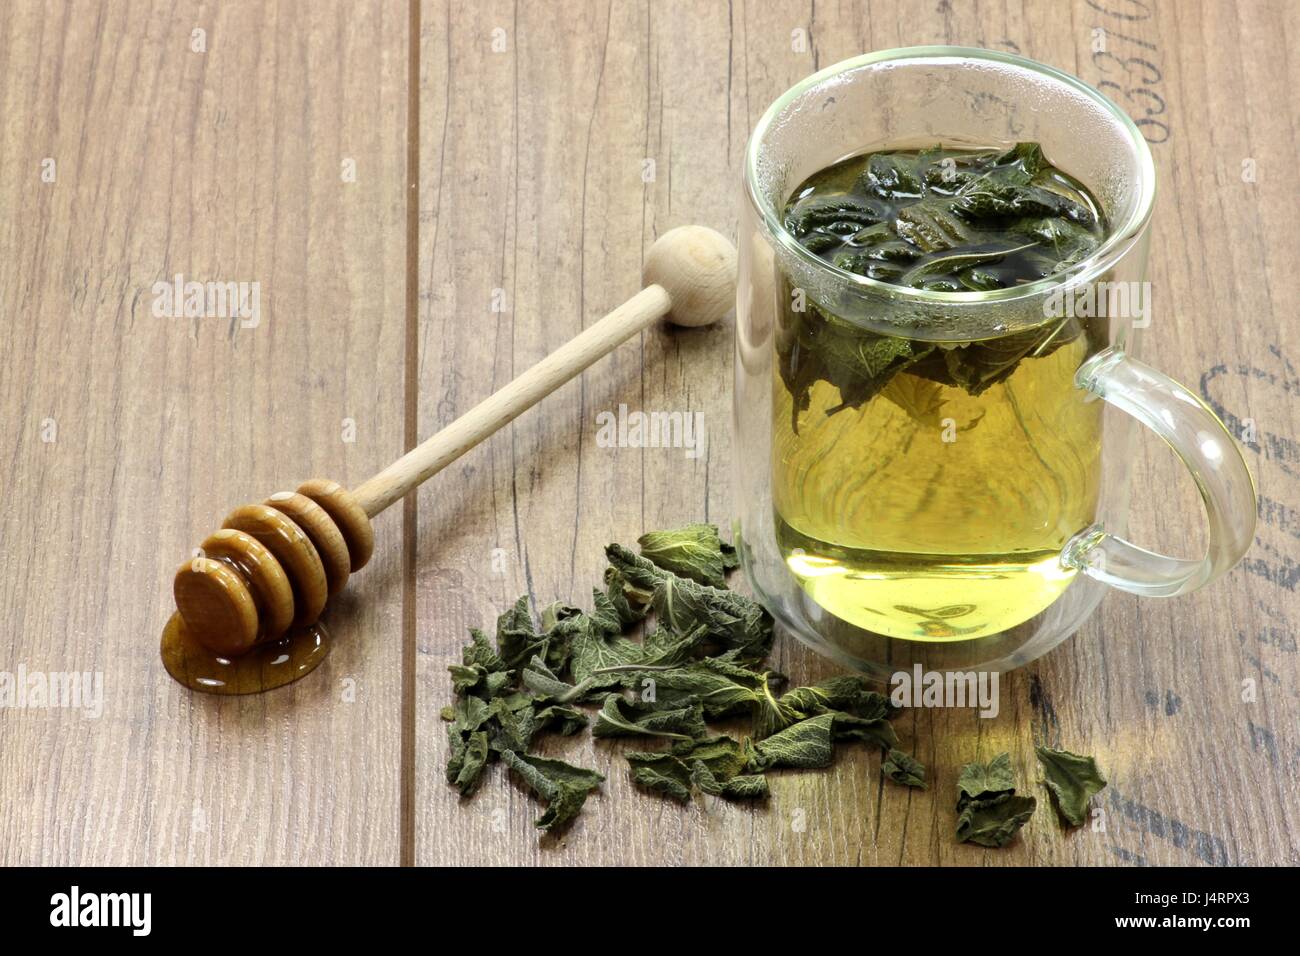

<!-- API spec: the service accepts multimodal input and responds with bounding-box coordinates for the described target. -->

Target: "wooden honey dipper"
[162,225,737,694]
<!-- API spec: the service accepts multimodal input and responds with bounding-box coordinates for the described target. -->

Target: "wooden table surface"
[1,0,1295,866]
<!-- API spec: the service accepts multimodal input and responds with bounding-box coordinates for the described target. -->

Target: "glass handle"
[1063,347,1258,597]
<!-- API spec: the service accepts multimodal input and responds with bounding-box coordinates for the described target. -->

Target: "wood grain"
[414,0,1298,866]
[1,0,1294,867]
[0,0,407,864]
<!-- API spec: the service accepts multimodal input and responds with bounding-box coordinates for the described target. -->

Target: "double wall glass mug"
[734,47,1257,678]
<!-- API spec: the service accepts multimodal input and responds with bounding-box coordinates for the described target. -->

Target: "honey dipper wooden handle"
[351,225,737,517]
[166,226,735,669]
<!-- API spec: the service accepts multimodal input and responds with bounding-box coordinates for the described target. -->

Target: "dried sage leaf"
[1036,746,1107,827]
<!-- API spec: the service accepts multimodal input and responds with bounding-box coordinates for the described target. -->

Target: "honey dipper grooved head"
[170,480,373,658]
[643,225,738,328]
[223,504,329,628]
[174,559,259,656]
[266,491,351,595]
[201,528,294,640]
[296,479,374,571]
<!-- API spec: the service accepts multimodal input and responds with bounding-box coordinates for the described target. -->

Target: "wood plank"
[1053,0,1300,867]
[2,0,1292,869]
[0,0,408,864]
[414,0,1297,865]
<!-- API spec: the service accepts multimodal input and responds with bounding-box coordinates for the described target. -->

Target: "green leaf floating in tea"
[1036,745,1108,827]
[779,142,1109,429]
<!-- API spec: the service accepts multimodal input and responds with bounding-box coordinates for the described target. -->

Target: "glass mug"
[734,47,1257,678]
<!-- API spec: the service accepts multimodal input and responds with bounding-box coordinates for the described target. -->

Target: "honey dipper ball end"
[643,225,737,328]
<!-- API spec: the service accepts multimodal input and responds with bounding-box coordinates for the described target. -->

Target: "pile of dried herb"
[442,523,924,832]
[442,523,1108,842]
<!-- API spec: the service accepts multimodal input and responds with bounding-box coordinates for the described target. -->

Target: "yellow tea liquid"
[774,337,1102,641]
[773,143,1108,641]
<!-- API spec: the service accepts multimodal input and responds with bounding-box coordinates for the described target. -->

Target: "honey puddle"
[160,612,330,695]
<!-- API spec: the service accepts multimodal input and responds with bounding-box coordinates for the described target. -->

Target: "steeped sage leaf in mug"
[773,143,1112,642]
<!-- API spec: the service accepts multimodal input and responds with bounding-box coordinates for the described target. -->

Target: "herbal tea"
[773,143,1107,641]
